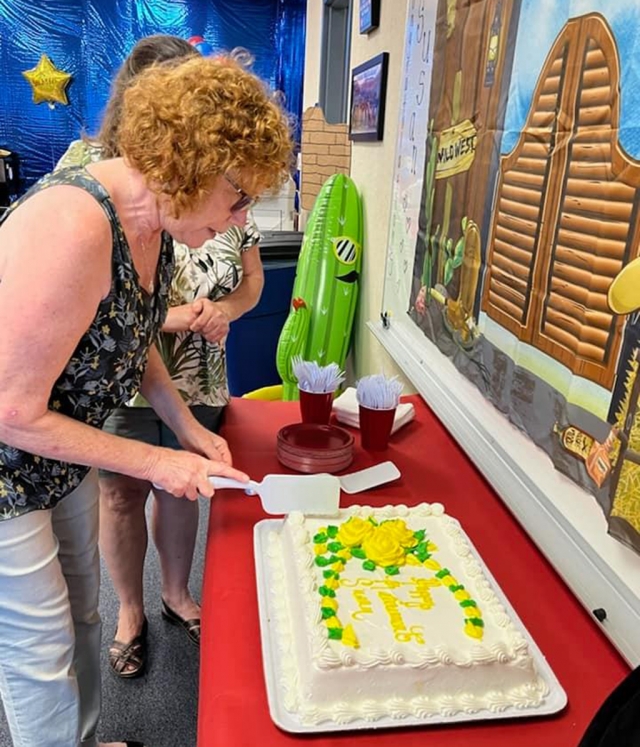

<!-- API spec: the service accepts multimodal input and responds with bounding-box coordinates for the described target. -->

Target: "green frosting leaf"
[315,556,331,567]
[327,541,343,553]
[413,529,426,541]
[468,617,485,628]
[385,566,400,575]
[323,570,337,579]
[321,607,337,619]
[327,627,343,640]
[363,560,376,572]
[351,548,366,559]
[327,526,339,538]
[460,599,477,608]
[319,586,336,598]
[449,584,465,593]
[313,532,328,544]
[435,568,450,579]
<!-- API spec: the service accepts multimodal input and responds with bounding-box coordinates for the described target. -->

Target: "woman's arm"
[212,244,265,322]
[0,188,245,499]
[138,345,232,464]
[160,302,200,334]
[189,245,265,342]
[0,187,145,467]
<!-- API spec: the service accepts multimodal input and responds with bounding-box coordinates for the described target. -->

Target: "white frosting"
[267,502,549,725]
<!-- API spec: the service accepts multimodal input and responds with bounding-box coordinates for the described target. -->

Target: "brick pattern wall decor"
[300,106,352,210]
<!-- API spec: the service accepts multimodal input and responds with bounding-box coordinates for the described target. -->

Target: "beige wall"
[302,0,323,112]
[302,0,413,390]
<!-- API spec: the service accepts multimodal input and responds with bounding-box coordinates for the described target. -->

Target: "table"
[198,396,630,747]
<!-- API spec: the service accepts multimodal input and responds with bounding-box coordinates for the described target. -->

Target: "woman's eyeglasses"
[224,173,259,213]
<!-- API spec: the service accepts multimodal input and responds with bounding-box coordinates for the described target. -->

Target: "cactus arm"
[276,299,310,401]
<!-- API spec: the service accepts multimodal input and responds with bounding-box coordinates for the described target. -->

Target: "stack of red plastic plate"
[276,423,354,474]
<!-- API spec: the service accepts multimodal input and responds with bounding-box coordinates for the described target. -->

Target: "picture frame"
[359,0,380,34]
[349,52,389,142]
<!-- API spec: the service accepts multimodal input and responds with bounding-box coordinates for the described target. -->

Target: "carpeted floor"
[0,497,209,747]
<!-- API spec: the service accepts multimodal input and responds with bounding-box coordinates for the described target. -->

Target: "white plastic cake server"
[338,461,401,494]
[210,473,341,516]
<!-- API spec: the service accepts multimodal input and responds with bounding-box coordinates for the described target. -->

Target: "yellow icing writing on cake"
[313,516,485,645]
[352,589,373,620]
[378,592,426,643]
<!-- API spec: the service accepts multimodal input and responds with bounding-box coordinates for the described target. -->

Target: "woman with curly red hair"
[0,52,292,747]
[58,36,275,682]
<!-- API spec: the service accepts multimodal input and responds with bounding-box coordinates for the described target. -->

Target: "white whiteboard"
[376,0,640,665]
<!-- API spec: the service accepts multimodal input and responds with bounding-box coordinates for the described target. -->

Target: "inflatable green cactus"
[276,174,364,400]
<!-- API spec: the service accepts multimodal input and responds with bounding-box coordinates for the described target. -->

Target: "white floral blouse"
[56,140,261,407]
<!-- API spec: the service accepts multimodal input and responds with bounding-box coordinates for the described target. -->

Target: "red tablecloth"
[198,396,629,747]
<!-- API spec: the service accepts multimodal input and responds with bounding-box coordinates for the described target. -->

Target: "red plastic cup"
[299,388,334,425]
[359,404,396,451]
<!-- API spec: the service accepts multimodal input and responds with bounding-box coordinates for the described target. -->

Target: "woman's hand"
[177,422,233,465]
[142,414,245,500]
[189,298,230,343]
[145,447,248,500]
[161,303,201,334]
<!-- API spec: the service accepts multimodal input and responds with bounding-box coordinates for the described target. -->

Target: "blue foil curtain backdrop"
[0,0,306,191]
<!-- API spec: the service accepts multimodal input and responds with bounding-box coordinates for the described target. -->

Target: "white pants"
[0,471,101,747]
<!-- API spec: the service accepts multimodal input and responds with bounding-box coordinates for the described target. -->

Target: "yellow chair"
[242,384,283,401]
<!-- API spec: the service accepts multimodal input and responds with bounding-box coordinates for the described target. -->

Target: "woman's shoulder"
[242,214,262,250]
[55,139,103,171]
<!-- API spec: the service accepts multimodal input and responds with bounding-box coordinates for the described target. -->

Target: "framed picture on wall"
[349,52,389,142]
[359,0,380,34]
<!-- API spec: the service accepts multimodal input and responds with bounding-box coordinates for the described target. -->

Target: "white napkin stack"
[332,387,415,434]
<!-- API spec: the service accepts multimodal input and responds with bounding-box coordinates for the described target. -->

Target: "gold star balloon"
[22,54,72,106]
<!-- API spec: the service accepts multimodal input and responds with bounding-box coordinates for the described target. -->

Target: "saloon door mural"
[410,1,640,555]
[483,13,639,391]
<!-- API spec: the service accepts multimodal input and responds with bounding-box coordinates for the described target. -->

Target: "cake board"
[253,518,568,734]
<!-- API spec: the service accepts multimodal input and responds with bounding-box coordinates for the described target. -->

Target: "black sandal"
[109,617,148,679]
[161,599,201,647]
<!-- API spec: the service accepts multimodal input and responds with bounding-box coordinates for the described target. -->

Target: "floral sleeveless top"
[0,167,174,520]
[57,140,260,407]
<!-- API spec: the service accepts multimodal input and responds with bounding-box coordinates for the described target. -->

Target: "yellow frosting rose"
[336,517,374,547]
[362,527,407,567]
[379,519,418,548]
